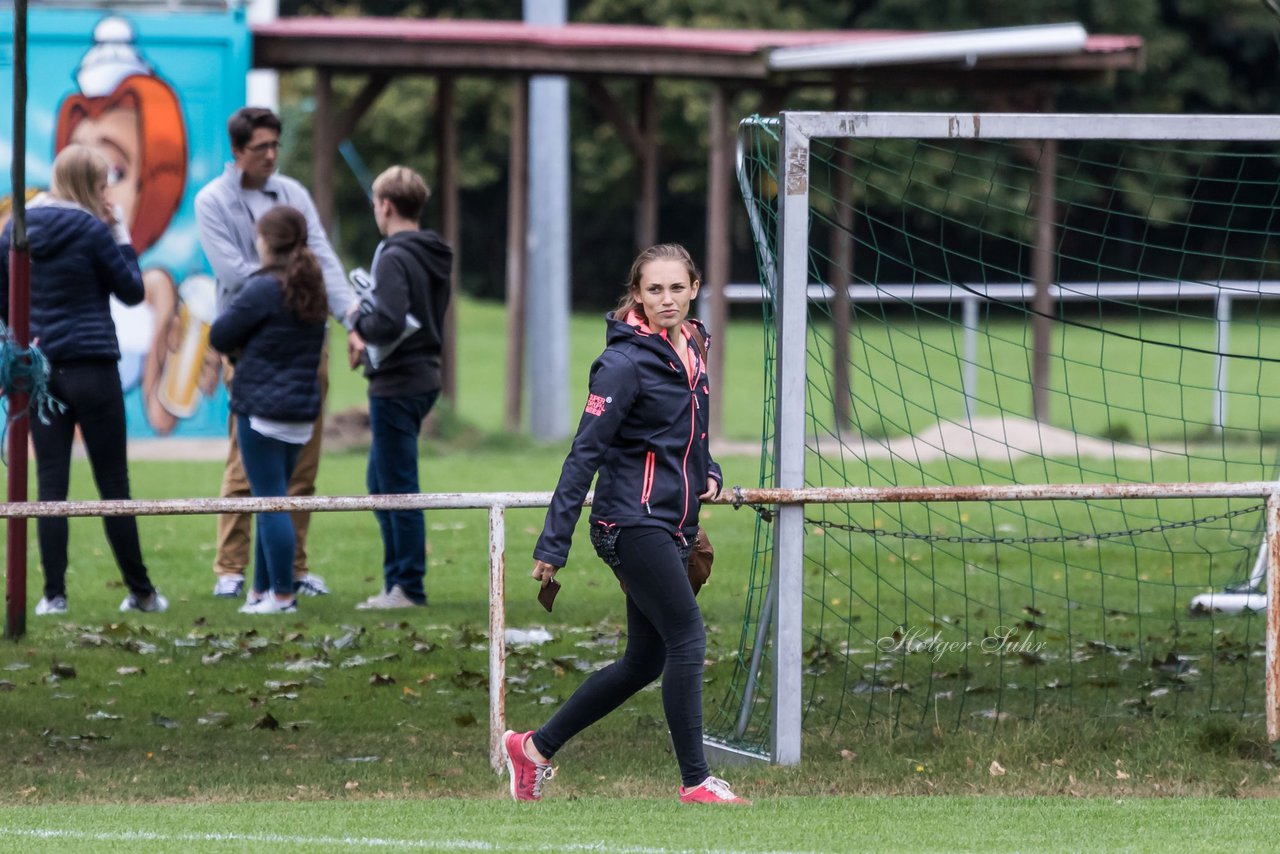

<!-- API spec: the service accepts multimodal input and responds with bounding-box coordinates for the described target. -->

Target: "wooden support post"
[636,78,658,251]
[829,77,854,433]
[436,74,460,405]
[505,77,529,433]
[704,83,731,442]
[312,68,336,235]
[1031,134,1058,423]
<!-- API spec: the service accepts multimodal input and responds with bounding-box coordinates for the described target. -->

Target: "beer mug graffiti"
[158,274,217,419]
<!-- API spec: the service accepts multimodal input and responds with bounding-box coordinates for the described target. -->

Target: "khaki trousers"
[212,346,329,579]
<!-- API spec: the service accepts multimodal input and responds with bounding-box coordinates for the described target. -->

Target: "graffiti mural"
[2,8,250,437]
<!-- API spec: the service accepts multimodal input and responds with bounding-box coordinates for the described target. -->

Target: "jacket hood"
[384,229,452,280]
[24,198,101,260]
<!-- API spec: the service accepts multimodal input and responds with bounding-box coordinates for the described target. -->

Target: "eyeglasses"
[244,140,281,153]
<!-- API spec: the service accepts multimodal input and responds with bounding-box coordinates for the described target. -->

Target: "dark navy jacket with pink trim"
[533,312,722,568]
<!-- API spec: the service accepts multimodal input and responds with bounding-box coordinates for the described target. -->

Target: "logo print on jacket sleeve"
[585,394,610,417]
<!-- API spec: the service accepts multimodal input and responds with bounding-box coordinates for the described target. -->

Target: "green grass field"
[3,796,1280,852]
[2,297,1280,850]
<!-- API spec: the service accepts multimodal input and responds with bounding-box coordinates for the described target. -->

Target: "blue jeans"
[367,392,438,604]
[236,415,302,597]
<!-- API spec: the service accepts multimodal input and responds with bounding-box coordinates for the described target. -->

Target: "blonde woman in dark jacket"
[0,144,166,616]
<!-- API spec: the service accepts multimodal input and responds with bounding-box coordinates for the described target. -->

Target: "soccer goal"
[706,112,1280,765]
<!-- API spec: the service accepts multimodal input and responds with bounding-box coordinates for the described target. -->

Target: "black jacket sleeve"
[91,223,144,306]
[533,349,640,566]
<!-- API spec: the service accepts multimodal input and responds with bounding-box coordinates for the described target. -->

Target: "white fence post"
[488,503,508,773]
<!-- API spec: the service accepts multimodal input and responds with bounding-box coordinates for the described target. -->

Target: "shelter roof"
[252,18,1143,81]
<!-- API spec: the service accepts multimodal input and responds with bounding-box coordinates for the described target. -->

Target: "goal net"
[707,113,1280,760]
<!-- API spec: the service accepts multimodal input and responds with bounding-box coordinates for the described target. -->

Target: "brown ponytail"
[256,206,328,325]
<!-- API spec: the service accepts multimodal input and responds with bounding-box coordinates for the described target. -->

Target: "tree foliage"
[274,0,1280,306]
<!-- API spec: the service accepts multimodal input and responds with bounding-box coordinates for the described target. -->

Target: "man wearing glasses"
[195,107,360,602]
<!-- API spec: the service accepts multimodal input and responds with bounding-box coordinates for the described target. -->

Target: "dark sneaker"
[679,776,750,805]
[501,729,554,802]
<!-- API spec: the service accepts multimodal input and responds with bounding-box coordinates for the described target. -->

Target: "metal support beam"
[1267,492,1280,744]
[771,113,810,765]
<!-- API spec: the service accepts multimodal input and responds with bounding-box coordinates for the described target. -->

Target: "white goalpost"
[754,111,1280,764]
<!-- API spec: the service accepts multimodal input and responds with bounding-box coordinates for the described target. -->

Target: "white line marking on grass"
[0,827,811,854]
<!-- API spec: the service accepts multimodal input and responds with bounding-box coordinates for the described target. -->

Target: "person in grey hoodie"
[0,144,167,616]
[347,165,452,610]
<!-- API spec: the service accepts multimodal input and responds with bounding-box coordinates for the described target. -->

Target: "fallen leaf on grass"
[202,653,223,666]
[0,680,15,691]
[989,760,1007,776]
[85,710,122,721]
[451,669,485,690]
[369,673,396,686]
[344,780,360,790]
[116,666,143,676]
[840,749,857,762]
[151,714,178,729]
[252,712,280,731]
[50,662,77,678]
[197,712,231,727]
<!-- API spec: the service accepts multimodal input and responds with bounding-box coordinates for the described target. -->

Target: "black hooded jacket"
[353,229,453,398]
[533,312,723,567]
[0,200,142,364]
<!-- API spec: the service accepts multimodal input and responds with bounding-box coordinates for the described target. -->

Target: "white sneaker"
[213,575,245,598]
[238,595,298,615]
[294,573,329,596]
[354,585,423,610]
[34,595,67,616]
[120,591,169,613]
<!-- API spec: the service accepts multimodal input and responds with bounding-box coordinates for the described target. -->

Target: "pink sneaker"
[678,776,750,805]
[501,730,554,802]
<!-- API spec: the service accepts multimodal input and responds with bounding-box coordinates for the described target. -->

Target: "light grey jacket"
[195,163,355,325]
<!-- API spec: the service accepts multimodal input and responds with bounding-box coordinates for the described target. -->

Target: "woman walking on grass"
[502,243,747,806]
[209,205,327,615]
[0,144,167,616]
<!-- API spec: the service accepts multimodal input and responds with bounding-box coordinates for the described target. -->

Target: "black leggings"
[532,526,709,787]
[30,361,155,600]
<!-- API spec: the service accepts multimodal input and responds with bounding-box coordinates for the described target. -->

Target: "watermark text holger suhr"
[878,626,1048,663]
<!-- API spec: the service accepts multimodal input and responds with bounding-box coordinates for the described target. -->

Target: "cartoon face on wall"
[51,16,221,436]
[55,17,186,257]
